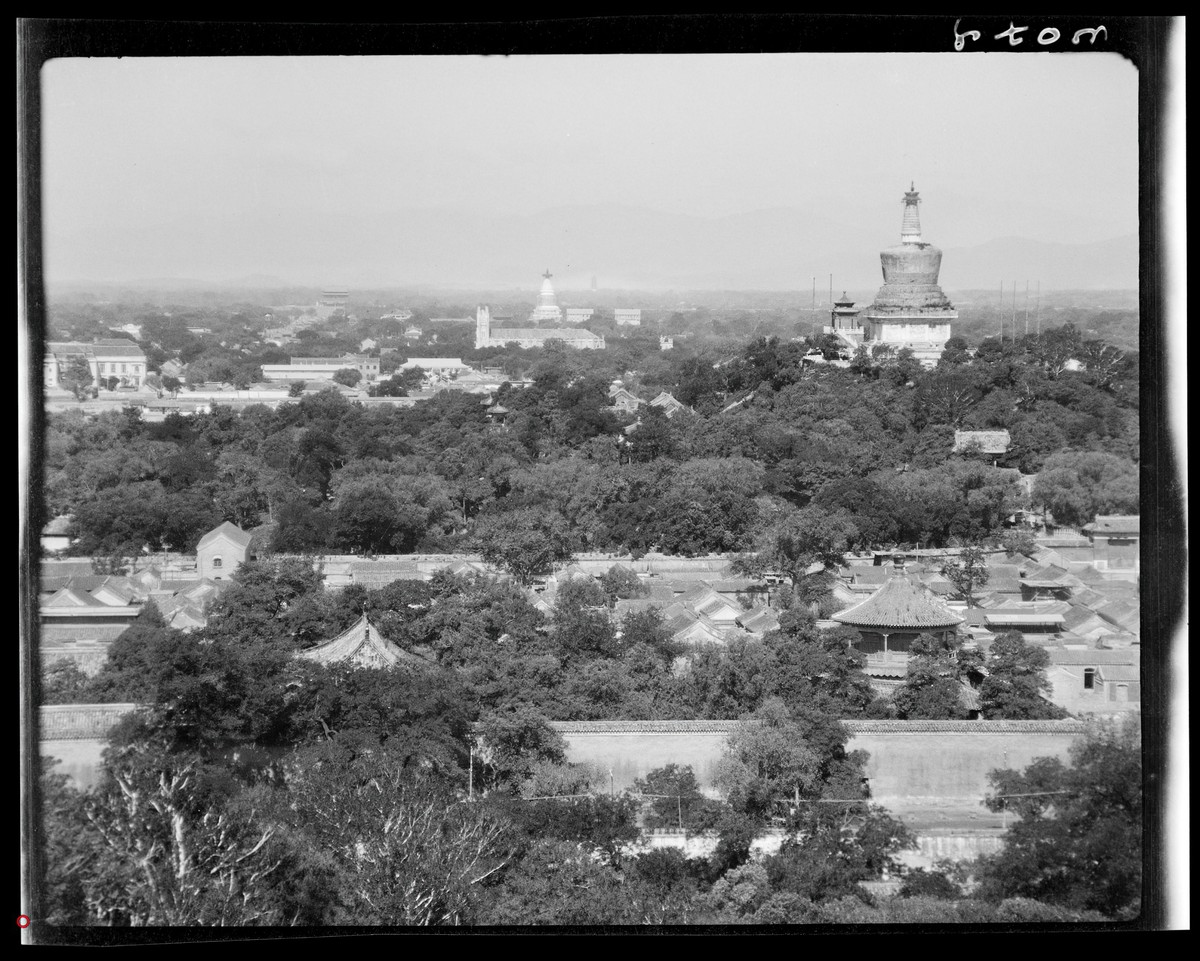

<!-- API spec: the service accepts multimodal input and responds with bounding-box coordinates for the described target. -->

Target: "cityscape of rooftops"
[22,22,1184,933]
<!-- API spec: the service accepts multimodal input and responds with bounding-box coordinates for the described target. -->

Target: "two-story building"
[45,340,148,390]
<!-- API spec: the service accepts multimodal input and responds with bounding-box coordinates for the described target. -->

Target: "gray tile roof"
[833,576,963,629]
[1084,515,1140,535]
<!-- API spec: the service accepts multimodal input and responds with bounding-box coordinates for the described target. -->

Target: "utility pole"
[1011,282,1017,341]
[1025,280,1030,337]
[1000,283,1007,343]
[811,277,817,339]
[468,744,474,801]
[1036,280,1041,335]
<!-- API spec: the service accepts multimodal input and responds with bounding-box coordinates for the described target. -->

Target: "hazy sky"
[40,53,1139,284]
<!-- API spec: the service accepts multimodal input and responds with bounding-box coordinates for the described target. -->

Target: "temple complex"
[475,271,606,350]
[861,185,957,367]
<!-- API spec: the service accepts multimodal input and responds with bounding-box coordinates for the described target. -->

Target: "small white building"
[196,522,253,581]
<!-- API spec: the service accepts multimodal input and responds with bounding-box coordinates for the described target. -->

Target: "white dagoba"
[530,269,563,322]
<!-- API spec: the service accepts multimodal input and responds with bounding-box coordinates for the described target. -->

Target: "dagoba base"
[863,309,958,368]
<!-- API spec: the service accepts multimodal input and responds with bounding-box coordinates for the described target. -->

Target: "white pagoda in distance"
[529,269,563,322]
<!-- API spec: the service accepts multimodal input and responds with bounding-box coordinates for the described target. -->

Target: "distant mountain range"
[45,204,1138,293]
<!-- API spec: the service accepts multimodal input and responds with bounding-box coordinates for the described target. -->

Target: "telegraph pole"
[1036,280,1041,335]
[812,277,817,339]
[1025,280,1030,337]
[999,280,1004,342]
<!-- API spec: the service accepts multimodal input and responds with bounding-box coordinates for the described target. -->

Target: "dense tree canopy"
[977,719,1142,917]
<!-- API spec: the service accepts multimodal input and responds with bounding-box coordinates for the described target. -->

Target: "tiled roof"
[613,598,664,617]
[1084,515,1140,535]
[545,720,743,734]
[1062,605,1106,631]
[738,607,780,633]
[41,574,108,594]
[44,587,107,609]
[1097,665,1141,683]
[984,612,1065,626]
[1097,602,1139,632]
[489,327,602,340]
[841,719,1088,734]
[1046,648,1138,666]
[488,719,1091,735]
[197,521,253,550]
[298,614,425,669]
[832,576,963,629]
[711,578,767,593]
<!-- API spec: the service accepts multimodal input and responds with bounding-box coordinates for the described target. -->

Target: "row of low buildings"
[37,515,1140,716]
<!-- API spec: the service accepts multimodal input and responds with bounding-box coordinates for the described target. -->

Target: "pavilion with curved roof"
[297,613,427,670]
[831,556,963,655]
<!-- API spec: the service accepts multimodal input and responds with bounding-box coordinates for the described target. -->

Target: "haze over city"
[41,53,1139,291]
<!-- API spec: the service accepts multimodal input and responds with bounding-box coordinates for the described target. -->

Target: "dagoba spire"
[901,183,923,243]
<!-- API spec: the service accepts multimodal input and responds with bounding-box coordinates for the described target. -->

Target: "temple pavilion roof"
[297,613,425,669]
[832,567,963,630]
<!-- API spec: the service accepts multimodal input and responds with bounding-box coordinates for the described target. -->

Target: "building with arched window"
[196,522,253,581]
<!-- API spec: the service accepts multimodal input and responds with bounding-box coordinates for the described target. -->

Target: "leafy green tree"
[891,632,973,720]
[714,697,864,829]
[940,545,989,609]
[476,706,566,792]
[1031,451,1139,527]
[626,404,678,462]
[978,631,1067,720]
[599,564,649,601]
[264,750,511,925]
[978,718,1141,917]
[287,380,306,398]
[633,764,710,831]
[40,658,91,705]
[489,794,640,867]
[74,757,286,925]
[765,804,913,903]
[61,356,94,400]
[733,505,858,595]
[474,507,573,585]
[332,367,361,387]
[481,840,632,925]
[899,868,962,900]
[998,528,1037,557]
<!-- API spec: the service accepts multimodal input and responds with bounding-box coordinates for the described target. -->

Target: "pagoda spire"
[901,184,923,243]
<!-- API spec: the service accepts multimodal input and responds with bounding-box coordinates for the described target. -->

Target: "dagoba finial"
[543,268,552,280]
[900,185,923,242]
